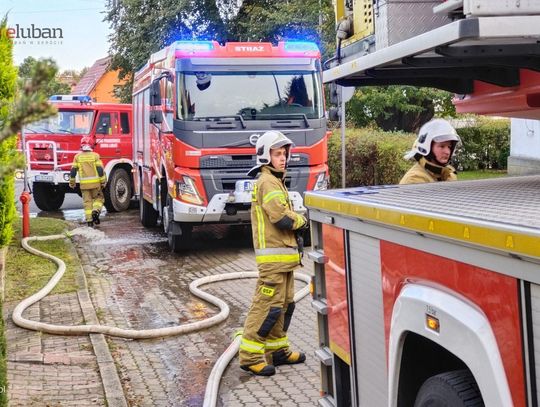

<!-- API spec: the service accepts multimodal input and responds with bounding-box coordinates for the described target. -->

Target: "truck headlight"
[313,172,328,191]
[175,176,204,205]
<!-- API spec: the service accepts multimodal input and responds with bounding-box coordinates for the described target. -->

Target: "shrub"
[328,127,415,187]
[453,118,510,171]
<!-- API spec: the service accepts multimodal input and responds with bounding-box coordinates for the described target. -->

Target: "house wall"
[90,70,124,103]
[508,118,540,175]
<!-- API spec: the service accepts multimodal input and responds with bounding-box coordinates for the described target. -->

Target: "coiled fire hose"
[13,233,312,407]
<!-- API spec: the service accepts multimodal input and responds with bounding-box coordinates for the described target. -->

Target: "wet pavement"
[72,209,320,406]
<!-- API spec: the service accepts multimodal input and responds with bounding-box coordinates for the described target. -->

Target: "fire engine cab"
[133,41,328,252]
[22,95,134,213]
[306,1,540,406]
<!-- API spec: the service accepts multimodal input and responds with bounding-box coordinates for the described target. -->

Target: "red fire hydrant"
[19,191,31,238]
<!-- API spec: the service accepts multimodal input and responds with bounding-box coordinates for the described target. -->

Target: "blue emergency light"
[49,95,92,103]
[284,41,319,53]
[175,41,214,52]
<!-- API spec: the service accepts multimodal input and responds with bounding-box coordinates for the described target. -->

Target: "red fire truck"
[306,1,540,406]
[133,41,328,252]
[21,95,134,213]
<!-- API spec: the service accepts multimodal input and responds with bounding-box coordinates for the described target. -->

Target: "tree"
[346,86,456,133]
[105,0,335,102]
[18,57,71,96]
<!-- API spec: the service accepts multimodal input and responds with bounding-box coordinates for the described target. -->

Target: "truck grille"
[200,154,309,169]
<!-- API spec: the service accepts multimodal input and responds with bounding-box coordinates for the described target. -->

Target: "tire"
[166,195,192,252]
[33,183,65,211]
[414,370,484,407]
[104,168,132,212]
[139,179,158,227]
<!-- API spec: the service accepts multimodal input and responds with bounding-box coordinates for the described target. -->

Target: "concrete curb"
[74,244,128,407]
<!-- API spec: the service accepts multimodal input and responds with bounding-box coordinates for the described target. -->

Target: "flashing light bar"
[284,41,319,53]
[49,95,92,103]
[175,41,214,52]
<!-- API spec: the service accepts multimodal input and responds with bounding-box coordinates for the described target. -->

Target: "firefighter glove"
[69,180,76,189]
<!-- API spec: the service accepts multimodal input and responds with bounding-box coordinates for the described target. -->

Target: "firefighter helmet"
[404,119,461,160]
[195,72,211,91]
[247,131,294,177]
[80,136,93,152]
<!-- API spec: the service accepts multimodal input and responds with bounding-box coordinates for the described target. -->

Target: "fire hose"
[12,232,312,407]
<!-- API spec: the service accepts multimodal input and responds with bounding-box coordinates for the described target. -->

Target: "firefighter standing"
[400,118,461,185]
[69,137,107,227]
[239,131,308,377]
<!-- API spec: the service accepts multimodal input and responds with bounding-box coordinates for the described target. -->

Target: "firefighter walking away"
[69,137,107,227]
[239,130,308,376]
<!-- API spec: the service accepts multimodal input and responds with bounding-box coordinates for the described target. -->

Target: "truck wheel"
[33,183,65,211]
[166,196,192,252]
[414,370,484,407]
[104,168,132,212]
[139,179,158,227]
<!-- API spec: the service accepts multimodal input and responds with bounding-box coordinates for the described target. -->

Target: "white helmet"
[247,131,294,177]
[404,118,461,160]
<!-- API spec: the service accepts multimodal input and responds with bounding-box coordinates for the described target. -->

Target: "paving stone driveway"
[77,209,320,406]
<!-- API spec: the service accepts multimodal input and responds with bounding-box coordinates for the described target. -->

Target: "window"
[96,113,112,135]
[177,71,323,120]
[120,112,130,134]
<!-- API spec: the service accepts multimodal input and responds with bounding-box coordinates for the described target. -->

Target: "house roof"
[72,56,111,95]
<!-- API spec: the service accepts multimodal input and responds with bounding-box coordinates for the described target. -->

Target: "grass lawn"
[5,217,79,302]
[458,170,508,181]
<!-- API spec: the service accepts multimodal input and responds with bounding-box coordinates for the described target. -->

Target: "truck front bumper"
[172,191,307,223]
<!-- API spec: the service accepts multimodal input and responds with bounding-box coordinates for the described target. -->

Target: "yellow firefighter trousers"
[81,188,104,221]
[239,270,295,366]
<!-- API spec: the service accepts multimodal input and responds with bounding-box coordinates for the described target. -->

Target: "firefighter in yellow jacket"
[400,119,461,184]
[239,131,308,376]
[69,137,107,227]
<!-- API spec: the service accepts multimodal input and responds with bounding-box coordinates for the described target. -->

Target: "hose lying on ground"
[14,234,311,338]
[13,233,312,406]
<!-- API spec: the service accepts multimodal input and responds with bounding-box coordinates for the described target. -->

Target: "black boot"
[87,221,94,227]
[240,362,276,376]
[272,349,306,366]
[92,210,100,225]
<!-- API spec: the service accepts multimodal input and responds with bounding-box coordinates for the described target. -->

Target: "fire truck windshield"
[177,71,322,121]
[24,110,94,135]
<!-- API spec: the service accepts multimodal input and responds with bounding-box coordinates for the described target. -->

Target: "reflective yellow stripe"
[255,253,301,264]
[266,336,289,350]
[263,190,286,204]
[80,178,101,184]
[255,205,265,249]
[296,214,305,228]
[240,337,265,354]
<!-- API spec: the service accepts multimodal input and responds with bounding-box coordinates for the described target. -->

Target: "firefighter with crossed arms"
[239,130,308,376]
[69,136,107,227]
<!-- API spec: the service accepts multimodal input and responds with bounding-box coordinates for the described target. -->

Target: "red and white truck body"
[132,41,328,252]
[21,95,134,212]
[310,1,540,406]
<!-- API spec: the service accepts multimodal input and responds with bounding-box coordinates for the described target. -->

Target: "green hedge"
[454,118,510,171]
[328,127,415,187]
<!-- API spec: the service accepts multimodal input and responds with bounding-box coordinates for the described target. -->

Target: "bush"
[453,118,510,171]
[328,127,415,187]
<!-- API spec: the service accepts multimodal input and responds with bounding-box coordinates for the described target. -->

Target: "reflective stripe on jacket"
[251,166,306,273]
[69,151,106,190]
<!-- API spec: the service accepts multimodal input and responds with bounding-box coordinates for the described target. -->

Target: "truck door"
[95,111,122,160]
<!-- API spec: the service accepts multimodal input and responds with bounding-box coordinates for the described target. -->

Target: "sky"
[4,0,111,72]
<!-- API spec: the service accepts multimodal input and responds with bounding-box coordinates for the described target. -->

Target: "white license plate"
[35,174,54,182]
[236,180,255,192]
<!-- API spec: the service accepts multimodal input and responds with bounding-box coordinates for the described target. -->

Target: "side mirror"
[150,110,163,124]
[328,107,340,122]
[150,79,162,106]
